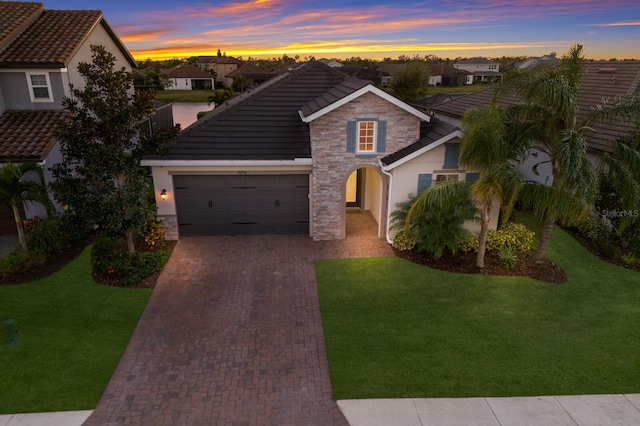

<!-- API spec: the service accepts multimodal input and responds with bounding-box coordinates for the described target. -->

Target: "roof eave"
[300,85,431,123]
[382,129,463,171]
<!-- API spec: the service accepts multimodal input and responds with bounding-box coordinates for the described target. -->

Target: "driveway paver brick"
[85,222,392,425]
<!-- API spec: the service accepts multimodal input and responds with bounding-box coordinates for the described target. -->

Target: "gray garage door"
[174,175,309,236]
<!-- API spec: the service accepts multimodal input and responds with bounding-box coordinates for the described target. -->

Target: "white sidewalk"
[0,410,92,426]
[3,395,640,425]
[338,394,640,426]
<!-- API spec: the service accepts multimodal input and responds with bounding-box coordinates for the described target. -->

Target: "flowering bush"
[459,233,479,253]
[393,231,417,251]
[142,220,166,249]
[486,223,534,254]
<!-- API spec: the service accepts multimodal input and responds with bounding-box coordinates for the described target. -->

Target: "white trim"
[140,158,313,167]
[356,120,377,154]
[299,84,431,123]
[381,129,463,171]
[26,72,54,103]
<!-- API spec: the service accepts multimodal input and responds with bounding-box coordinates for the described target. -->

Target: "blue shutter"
[376,120,387,153]
[465,172,479,183]
[443,143,459,169]
[417,173,432,193]
[346,121,356,153]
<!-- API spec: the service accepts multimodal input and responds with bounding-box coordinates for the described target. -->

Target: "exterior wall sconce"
[160,188,167,200]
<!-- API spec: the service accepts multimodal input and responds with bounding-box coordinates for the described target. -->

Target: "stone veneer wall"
[158,215,179,240]
[309,92,421,240]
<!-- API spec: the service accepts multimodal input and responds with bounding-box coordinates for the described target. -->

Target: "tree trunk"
[534,213,556,260]
[125,227,136,254]
[12,203,27,251]
[476,205,490,268]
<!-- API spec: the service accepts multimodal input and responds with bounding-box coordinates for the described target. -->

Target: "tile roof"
[0,110,66,161]
[298,77,370,118]
[0,1,43,51]
[454,57,499,65]
[433,61,640,153]
[381,118,459,166]
[0,9,112,67]
[197,55,243,65]
[147,61,364,161]
[165,63,213,79]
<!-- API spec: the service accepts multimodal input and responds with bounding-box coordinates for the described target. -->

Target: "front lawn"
[0,246,151,414]
[154,90,213,102]
[316,226,640,399]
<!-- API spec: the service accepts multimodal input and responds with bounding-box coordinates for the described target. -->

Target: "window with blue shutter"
[417,173,432,193]
[443,143,459,169]
[376,120,387,153]
[465,172,479,183]
[346,121,356,152]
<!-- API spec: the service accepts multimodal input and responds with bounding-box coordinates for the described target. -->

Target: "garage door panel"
[174,175,309,236]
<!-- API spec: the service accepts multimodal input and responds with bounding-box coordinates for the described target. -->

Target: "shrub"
[593,237,619,259]
[496,246,518,269]
[26,216,70,255]
[0,249,47,279]
[575,214,607,241]
[393,231,417,251]
[141,220,166,249]
[620,252,637,268]
[91,237,129,281]
[486,223,534,254]
[460,233,479,253]
[91,236,170,285]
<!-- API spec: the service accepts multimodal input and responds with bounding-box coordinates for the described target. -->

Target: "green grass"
[428,84,491,95]
[154,90,213,102]
[316,226,640,399]
[0,247,151,414]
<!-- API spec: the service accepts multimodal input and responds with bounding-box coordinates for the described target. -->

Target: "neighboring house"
[226,62,292,89]
[338,65,385,86]
[411,93,470,115]
[0,1,163,234]
[196,55,244,86]
[142,61,490,242]
[453,58,502,83]
[318,58,343,68]
[379,63,470,87]
[514,53,560,71]
[433,60,640,185]
[164,63,215,90]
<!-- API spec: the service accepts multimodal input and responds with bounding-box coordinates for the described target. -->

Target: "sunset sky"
[44,0,640,61]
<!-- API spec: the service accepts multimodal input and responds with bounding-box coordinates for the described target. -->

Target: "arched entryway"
[344,166,387,239]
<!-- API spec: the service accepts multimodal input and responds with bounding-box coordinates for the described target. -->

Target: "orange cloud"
[593,21,640,27]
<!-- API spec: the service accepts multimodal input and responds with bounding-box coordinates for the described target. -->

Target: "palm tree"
[502,43,640,259]
[460,103,529,267]
[404,180,476,260]
[0,162,52,251]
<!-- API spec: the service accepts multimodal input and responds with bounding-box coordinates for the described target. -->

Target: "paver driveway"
[85,231,392,425]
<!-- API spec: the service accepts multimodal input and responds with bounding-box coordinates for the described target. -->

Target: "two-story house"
[196,55,244,87]
[142,61,492,242]
[0,1,139,234]
[453,58,502,83]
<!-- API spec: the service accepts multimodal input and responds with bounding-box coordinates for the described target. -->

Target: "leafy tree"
[0,162,53,251]
[460,103,529,267]
[388,61,429,103]
[502,43,640,259]
[51,45,178,254]
[404,180,476,259]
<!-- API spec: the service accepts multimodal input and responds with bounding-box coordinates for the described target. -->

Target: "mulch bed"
[393,247,568,284]
[1,238,177,288]
[1,243,87,286]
